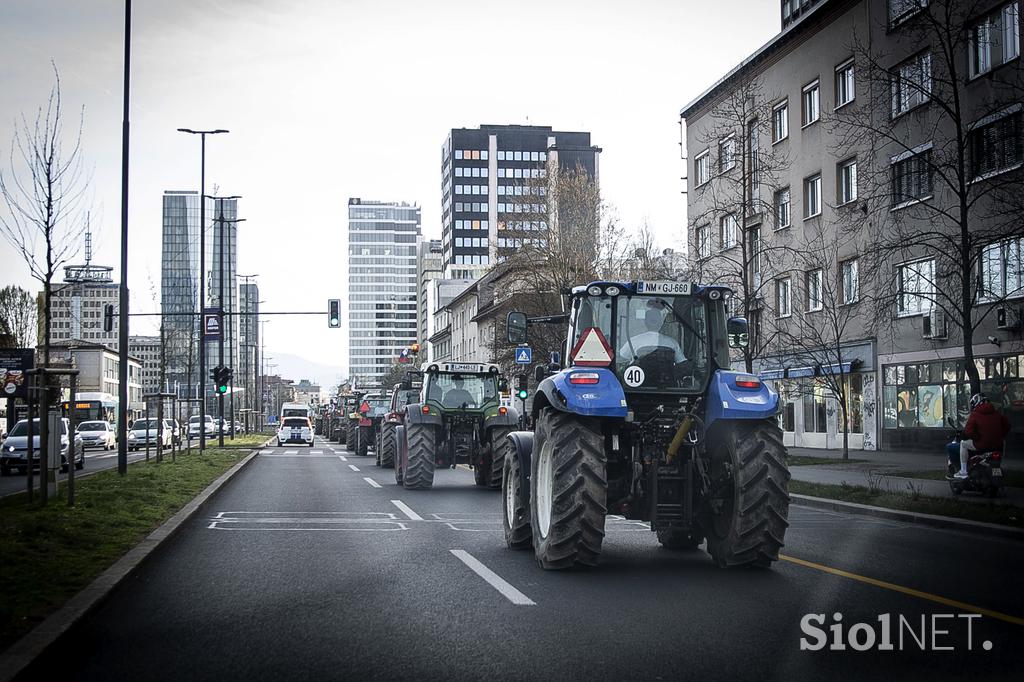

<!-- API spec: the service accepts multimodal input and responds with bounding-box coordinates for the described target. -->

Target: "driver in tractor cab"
[619,300,686,364]
[955,393,1010,478]
[442,376,475,408]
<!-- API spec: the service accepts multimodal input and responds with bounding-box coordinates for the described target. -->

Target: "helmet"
[969,393,988,410]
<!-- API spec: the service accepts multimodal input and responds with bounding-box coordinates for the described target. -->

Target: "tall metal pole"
[116,0,131,475]
[217,200,225,447]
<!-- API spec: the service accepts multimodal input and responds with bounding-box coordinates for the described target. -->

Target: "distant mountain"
[268,351,344,392]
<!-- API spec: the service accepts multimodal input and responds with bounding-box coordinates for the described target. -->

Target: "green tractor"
[395,362,519,490]
[343,393,361,452]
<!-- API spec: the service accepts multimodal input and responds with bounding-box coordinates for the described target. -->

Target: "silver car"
[127,418,171,450]
[76,420,116,450]
[1,418,85,475]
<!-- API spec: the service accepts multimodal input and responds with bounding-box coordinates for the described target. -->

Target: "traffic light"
[328,299,341,328]
[515,374,528,400]
[211,366,231,394]
[103,304,115,332]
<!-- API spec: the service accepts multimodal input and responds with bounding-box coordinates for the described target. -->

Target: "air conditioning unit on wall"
[922,308,947,339]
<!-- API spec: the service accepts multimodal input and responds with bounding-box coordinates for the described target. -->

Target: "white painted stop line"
[363,477,382,488]
[450,550,536,606]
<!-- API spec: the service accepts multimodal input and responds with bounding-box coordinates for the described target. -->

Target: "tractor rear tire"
[394,426,405,485]
[379,423,396,468]
[657,528,703,550]
[474,461,488,487]
[403,422,436,490]
[703,419,789,568]
[530,408,606,569]
[356,425,369,458]
[345,421,356,452]
[502,451,532,549]
[488,426,513,489]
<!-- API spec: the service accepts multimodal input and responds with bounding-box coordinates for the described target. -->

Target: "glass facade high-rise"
[161,191,240,406]
[347,198,421,387]
[239,281,260,416]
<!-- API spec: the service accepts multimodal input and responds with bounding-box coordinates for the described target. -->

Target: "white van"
[279,402,312,422]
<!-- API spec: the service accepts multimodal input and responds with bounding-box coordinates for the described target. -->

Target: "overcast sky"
[0,0,778,384]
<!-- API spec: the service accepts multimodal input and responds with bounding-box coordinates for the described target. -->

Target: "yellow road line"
[780,554,1024,627]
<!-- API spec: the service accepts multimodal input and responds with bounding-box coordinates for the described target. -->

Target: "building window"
[802,381,828,434]
[748,118,760,208]
[776,277,792,318]
[774,187,791,229]
[803,173,821,218]
[806,269,823,312]
[889,0,929,25]
[980,237,1024,300]
[696,224,711,260]
[835,59,855,108]
[837,158,858,204]
[802,80,820,126]
[772,100,789,143]
[969,109,1022,178]
[891,51,932,116]
[719,214,738,250]
[882,359,983,430]
[897,258,935,315]
[719,135,736,172]
[891,147,933,205]
[694,151,710,186]
[842,258,860,304]
[969,2,1020,78]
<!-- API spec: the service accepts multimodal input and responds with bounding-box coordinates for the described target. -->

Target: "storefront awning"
[820,361,853,376]
[759,369,785,380]
[786,366,815,378]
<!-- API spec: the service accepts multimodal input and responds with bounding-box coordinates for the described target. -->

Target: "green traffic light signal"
[517,389,528,400]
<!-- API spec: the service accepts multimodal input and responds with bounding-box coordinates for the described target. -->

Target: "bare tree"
[0,65,88,368]
[688,77,793,372]
[0,285,38,348]
[831,0,1024,394]
[766,222,874,459]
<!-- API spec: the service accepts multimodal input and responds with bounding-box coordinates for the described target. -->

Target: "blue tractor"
[502,280,790,569]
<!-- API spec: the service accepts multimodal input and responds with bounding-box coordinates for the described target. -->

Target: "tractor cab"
[421,362,502,413]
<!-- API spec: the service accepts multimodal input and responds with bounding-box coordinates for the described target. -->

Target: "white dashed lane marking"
[450,549,536,606]
[363,477,382,488]
[390,499,423,521]
[348,464,360,472]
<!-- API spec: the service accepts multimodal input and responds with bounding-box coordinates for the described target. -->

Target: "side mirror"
[549,351,561,370]
[727,316,749,349]
[498,378,509,392]
[507,311,528,345]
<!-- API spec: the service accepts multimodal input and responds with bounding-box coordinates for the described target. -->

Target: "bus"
[61,392,118,424]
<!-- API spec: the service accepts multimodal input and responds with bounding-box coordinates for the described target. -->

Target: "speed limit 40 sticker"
[623,365,645,387]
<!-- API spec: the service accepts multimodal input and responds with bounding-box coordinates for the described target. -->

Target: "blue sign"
[514,346,533,364]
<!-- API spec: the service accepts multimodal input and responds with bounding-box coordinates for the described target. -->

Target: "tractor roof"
[420,361,502,376]
[570,280,733,298]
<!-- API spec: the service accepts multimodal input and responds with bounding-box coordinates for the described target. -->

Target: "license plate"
[636,280,691,295]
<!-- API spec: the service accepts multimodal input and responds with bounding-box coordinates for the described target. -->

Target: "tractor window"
[426,374,498,408]
[571,296,613,351]
[614,295,710,391]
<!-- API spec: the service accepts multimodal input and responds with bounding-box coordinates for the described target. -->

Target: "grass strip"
[0,443,261,652]
[789,480,1024,528]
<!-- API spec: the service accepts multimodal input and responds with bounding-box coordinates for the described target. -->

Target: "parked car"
[1,418,84,475]
[76,420,116,450]
[188,415,217,438]
[164,419,182,445]
[127,418,171,451]
[277,417,314,447]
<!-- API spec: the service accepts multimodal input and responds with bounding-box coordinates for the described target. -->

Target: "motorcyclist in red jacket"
[955,394,1010,478]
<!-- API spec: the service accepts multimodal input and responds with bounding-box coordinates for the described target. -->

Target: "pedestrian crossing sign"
[515,346,533,364]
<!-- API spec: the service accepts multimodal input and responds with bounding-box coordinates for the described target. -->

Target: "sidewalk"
[787,447,1024,508]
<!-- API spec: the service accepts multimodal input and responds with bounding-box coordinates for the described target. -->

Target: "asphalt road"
[16,436,1024,681]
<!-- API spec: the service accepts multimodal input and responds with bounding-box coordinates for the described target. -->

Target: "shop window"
[845,374,864,433]
[802,381,828,433]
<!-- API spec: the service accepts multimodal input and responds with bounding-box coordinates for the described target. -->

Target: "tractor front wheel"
[702,420,790,568]
[502,451,531,549]
[356,425,370,457]
[488,426,513,489]
[345,421,356,452]
[529,408,606,570]
[379,423,396,468]
[403,422,436,490]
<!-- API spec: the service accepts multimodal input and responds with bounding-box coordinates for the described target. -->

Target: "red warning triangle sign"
[570,327,613,367]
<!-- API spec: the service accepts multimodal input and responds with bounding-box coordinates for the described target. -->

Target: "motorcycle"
[945,419,1004,498]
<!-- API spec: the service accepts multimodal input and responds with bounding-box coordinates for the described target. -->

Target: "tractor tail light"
[568,372,600,385]
[421,405,430,414]
[499,406,508,415]
[735,375,761,389]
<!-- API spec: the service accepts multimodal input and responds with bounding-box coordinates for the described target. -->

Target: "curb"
[0,440,270,682]
[790,493,1024,541]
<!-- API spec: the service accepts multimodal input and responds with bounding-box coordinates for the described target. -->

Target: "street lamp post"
[177,127,228,452]
[117,0,131,476]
